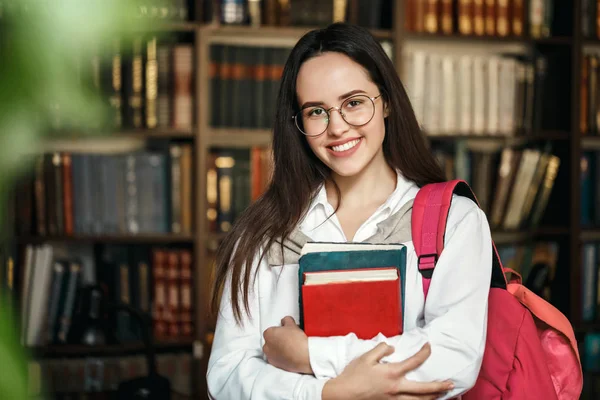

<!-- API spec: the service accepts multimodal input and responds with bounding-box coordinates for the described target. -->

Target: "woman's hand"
[263,316,313,374]
[322,342,454,400]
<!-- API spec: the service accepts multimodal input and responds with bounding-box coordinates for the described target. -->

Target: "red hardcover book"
[301,267,402,340]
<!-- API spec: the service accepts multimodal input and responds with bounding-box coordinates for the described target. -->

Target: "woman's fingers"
[391,343,431,376]
[364,342,395,364]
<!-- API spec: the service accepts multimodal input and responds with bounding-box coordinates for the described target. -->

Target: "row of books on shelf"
[28,353,192,397]
[581,52,600,136]
[19,242,194,348]
[433,144,559,230]
[209,45,289,129]
[497,241,558,301]
[216,0,392,29]
[402,50,551,137]
[581,242,600,323]
[404,0,552,38]
[582,0,600,39]
[207,146,272,233]
[581,151,600,227]
[204,143,559,235]
[49,36,194,133]
[14,143,193,237]
[208,40,392,129]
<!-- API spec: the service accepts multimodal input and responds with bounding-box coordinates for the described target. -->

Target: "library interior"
[1,0,599,399]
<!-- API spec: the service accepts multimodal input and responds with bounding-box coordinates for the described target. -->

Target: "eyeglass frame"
[292,93,383,137]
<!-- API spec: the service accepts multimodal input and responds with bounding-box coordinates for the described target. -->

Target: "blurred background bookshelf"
[1,0,599,399]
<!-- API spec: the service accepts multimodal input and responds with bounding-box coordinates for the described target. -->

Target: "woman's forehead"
[296,52,374,103]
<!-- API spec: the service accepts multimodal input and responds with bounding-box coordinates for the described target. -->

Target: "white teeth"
[331,139,360,152]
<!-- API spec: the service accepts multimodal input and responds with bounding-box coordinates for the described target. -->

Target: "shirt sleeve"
[307,199,493,399]
[207,248,328,400]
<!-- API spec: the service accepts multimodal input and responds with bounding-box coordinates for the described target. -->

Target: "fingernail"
[447,383,455,390]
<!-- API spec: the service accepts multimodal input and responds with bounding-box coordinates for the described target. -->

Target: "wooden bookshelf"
[16,234,195,244]
[208,128,272,147]
[132,21,202,32]
[45,128,195,139]
[577,322,600,334]
[581,229,600,241]
[203,24,393,40]
[113,128,196,138]
[582,136,600,149]
[404,32,573,46]
[196,3,583,396]
[27,339,195,358]
[427,131,570,146]
[491,228,568,245]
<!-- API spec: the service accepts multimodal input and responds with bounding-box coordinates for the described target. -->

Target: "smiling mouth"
[329,138,362,152]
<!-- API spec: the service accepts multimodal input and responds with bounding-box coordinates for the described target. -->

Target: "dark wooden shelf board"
[584,39,600,46]
[428,131,569,145]
[582,136,600,150]
[576,322,600,333]
[209,128,273,147]
[207,233,228,242]
[204,24,393,40]
[114,128,195,138]
[532,36,573,45]
[131,21,201,32]
[17,234,195,244]
[581,230,600,241]
[45,128,195,140]
[27,339,195,358]
[492,227,569,244]
[404,33,571,45]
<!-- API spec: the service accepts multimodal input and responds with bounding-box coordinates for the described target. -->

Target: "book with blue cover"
[297,242,407,339]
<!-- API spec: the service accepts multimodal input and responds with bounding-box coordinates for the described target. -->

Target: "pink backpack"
[412,180,583,400]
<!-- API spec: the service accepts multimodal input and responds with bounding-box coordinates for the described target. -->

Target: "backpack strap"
[412,180,507,300]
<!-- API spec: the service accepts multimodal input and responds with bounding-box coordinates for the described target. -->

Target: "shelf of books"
[1,1,203,398]
[579,1,600,393]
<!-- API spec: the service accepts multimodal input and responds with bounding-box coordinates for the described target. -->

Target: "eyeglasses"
[293,94,382,137]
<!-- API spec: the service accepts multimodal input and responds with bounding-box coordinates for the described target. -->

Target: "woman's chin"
[328,163,365,178]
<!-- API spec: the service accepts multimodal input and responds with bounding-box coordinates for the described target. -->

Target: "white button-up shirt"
[207,171,493,400]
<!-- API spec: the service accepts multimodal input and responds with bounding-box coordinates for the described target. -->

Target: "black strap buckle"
[418,253,438,279]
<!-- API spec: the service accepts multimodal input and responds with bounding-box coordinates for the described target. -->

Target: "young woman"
[207,23,492,400]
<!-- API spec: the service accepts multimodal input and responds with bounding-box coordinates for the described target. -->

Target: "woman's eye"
[347,100,362,107]
[308,108,324,117]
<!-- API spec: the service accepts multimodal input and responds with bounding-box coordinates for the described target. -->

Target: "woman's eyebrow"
[338,89,367,100]
[300,89,368,109]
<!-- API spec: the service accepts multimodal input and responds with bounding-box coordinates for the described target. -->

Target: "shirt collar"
[300,169,415,228]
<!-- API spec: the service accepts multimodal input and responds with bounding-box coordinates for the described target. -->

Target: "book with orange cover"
[298,243,406,340]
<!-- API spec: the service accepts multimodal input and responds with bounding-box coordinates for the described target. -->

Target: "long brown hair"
[210,23,446,324]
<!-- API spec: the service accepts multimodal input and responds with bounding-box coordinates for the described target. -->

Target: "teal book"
[297,242,407,337]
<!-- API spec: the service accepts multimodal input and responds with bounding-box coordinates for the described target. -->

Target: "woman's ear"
[383,103,390,118]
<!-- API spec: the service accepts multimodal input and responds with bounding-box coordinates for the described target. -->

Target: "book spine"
[180,145,193,234]
[458,0,474,35]
[146,36,159,129]
[179,249,193,338]
[173,45,194,130]
[166,250,181,338]
[152,249,168,340]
